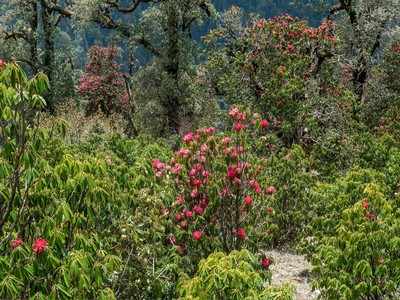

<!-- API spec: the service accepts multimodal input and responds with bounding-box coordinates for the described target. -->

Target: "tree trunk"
[164,4,181,135]
[40,0,56,112]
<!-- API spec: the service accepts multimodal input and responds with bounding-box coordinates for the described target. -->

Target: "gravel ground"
[264,250,320,300]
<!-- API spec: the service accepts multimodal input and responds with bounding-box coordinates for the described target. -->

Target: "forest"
[0,0,400,299]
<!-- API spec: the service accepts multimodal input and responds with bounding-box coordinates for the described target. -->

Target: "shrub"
[78,46,128,116]
[177,249,294,300]
[153,107,278,268]
[260,145,317,245]
[311,185,400,299]
[205,10,338,144]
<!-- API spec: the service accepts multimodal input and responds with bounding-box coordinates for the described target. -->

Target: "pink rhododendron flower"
[205,127,216,135]
[229,106,240,118]
[261,257,271,269]
[192,230,202,241]
[200,143,209,153]
[236,228,246,240]
[32,238,48,255]
[249,180,262,194]
[260,119,269,128]
[200,197,209,209]
[185,210,193,218]
[191,189,199,198]
[175,213,183,222]
[266,186,277,195]
[222,136,232,145]
[227,165,238,180]
[11,238,23,250]
[191,179,202,188]
[177,148,190,158]
[193,205,204,215]
[244,195,253,206]
[171,163,182,175]
[233,122,246,132]
[183,132,194,143]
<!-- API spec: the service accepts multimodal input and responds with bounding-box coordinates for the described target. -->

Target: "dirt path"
[264,250,319,300]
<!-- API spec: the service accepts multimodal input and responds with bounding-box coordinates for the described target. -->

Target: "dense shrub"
[78,46,128,116]
[311,186,400,299]
[205,10,339,144]
[153,107,278,269]
[177,249,294,300]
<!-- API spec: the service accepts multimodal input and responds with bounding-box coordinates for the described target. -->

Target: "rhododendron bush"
[78,46,128,116]
[205,10,338,144]
[153,107,278,264]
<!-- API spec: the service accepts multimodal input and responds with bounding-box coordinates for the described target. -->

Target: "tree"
[0,0,73,110]
[72,0,215,135]
[326,0,400,102]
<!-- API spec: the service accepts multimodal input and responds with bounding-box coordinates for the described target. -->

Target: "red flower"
[193,205,204,215]
[177,148,190,158]
[229,107,240,118]
[267,207,273,214]
[227,165,238,180]
[0,59,5,70]
[171,163,182,175]
[175,213,183,222]
[151,159,166,177]
[200,197,209,209]
[205,127,216,135]
[261,257,272,269]
[249,180,262,194]
[236,227,246,240]
[183,132,194,143]
[233,122,246,132]
[192,230,203,241]
[362,199,369,209]
[266,186,277,195]
[32,238,48,255]
[11,238,23,250]
[260,119,269,129]
[244,195,253,206]
[287,43,296,53]
[256,19,266,29]
[185,210,193,218]
[222,136,232,145]
[190,189,199,198]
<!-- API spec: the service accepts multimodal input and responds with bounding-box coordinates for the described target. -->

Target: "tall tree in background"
[73,0,215,135]
[0,0,73,111]
[327,0,400,102]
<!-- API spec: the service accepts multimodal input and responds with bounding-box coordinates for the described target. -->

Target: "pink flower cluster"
[10,237,48,255]
[152,107,277,254]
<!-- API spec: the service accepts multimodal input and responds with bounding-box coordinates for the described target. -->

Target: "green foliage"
[177,249,294,300]
[261,145,317,245]
[311,186,400,299]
